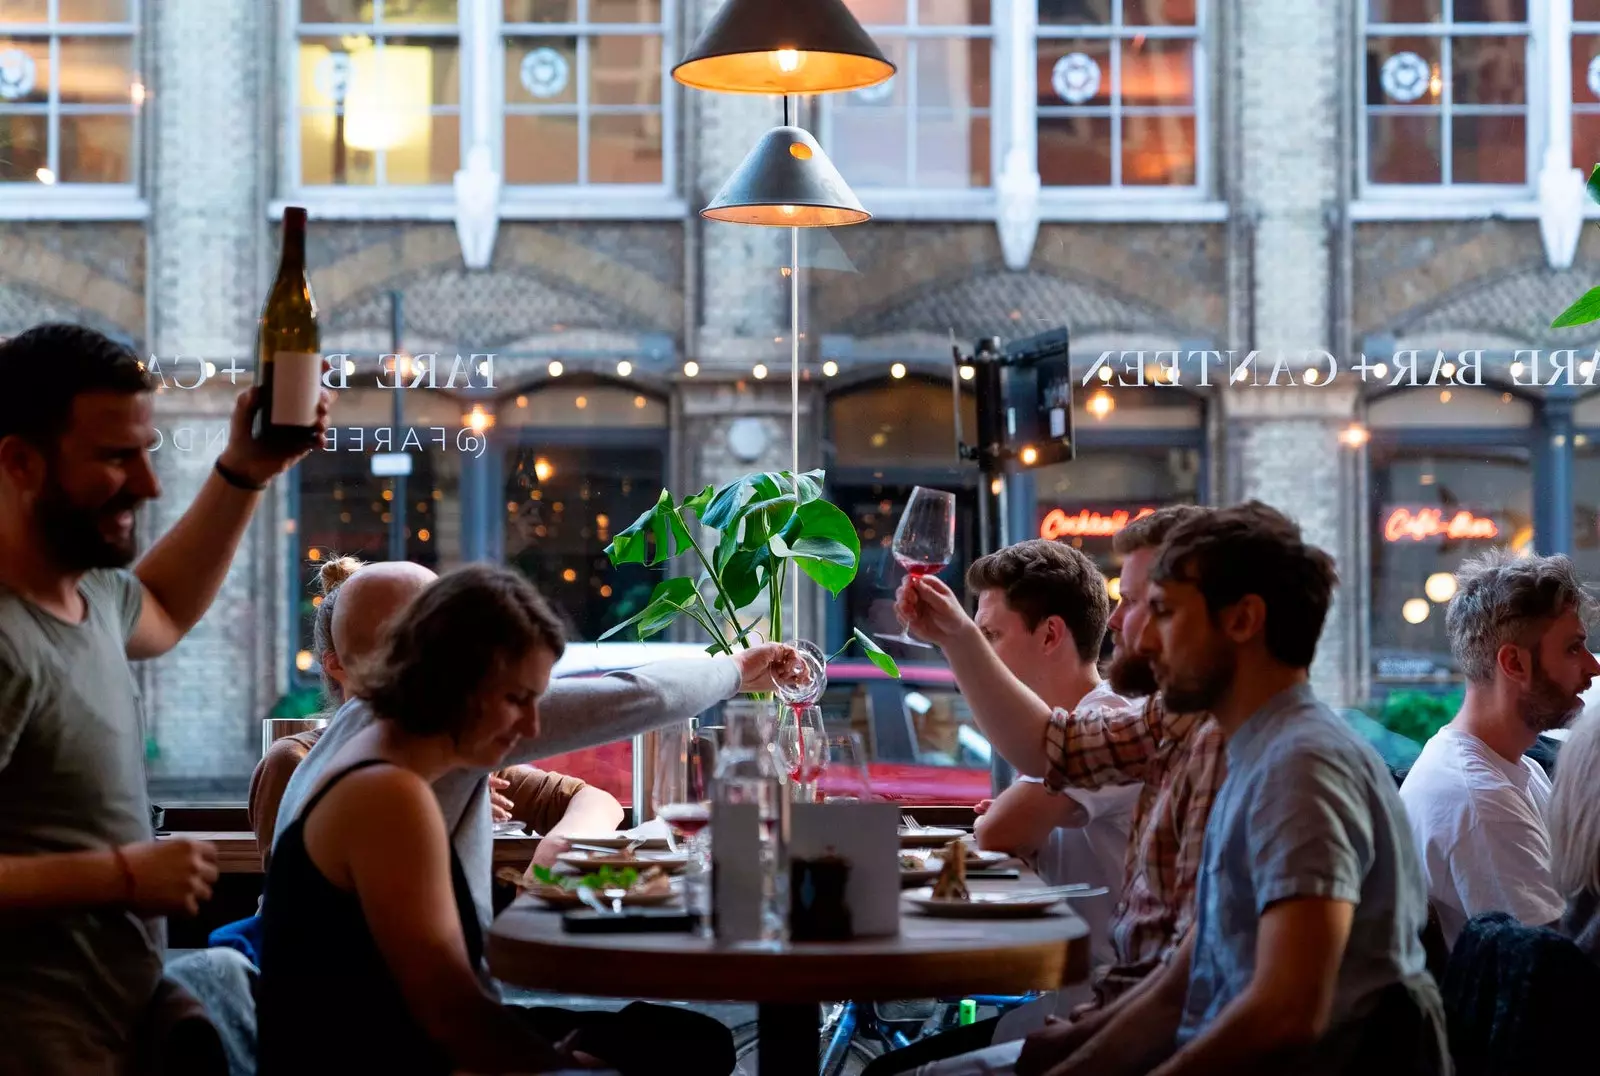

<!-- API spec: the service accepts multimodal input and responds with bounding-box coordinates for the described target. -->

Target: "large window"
[1362,0,1530,190]
[1573,3,1600,170]
[501,0,668,188]
[1037,0,1201,188]
[0,0,140,189]
[832,0,994,189]
[294,0,462,188]
[496,380,669,641]
[288,0,673,201]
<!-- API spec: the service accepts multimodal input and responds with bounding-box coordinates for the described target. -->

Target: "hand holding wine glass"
[877,486,956,648]
[892,572,977,649]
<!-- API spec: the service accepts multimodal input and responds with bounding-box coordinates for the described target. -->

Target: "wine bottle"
[253,206,322,451]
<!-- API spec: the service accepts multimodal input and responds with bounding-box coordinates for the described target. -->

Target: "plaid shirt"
[1044,692,1226,1006]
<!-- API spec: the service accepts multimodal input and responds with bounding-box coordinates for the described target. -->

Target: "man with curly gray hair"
[1399,548,1600,948]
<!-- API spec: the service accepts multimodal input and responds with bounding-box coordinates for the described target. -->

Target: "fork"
[902,813,924,831]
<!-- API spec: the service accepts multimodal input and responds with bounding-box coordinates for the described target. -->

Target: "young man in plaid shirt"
[890,506,1227,1076]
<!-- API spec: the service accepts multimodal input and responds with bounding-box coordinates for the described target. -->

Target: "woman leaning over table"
[255,564,730,1075]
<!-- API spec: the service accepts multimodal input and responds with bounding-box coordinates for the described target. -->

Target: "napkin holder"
[789,802,900,938]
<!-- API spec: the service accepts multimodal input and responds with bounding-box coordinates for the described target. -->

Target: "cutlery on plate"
[983,885,1111,903]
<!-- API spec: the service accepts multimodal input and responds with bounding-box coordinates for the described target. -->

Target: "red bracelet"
[110,846,135,904]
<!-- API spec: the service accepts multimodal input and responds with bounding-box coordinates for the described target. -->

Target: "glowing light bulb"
[1339,424,1370,448]
[534,457,554,482]
[1425,572,1457,604]
[1098,366,1113,382]
[683,361,700,377]
[617,360,633,377]
[822,361,839,377]
[1088,389,1115,419]
[772,48,801,73]
[548,360,564,377]
[959,365,975,380]
[295,650,314,672]
[890,363,907,379]
[36,167,55,185]
[1402,599,1430,625]
[1019,446,1039,466]
[753,364,769,380]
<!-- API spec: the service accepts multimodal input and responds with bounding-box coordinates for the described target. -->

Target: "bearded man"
[1399,548,1600,947]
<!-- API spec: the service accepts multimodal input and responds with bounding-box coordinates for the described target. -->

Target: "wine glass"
[777,706,828,803]
[877,486,957,647]
[818,731,875,802]
[652,722,713,852]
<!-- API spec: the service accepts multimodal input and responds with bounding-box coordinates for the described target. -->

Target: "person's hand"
[216,386,333,487]
[530,835,570,870]
[120,839,219,916]
[1015,1014,1098,1076]
[893,574,976,648]
[488,774,515,823]
[974,798,994,816]
[728,642,802,694]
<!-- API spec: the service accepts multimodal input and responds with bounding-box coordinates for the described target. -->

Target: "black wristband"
[214,459,267,492]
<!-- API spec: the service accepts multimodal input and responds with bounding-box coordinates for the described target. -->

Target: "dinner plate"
[902,886,1065,919]
[900,868,941,887]
[531,883,679,910]
[565,835,672,851]
[557,850,691,875]
[898,826,967,848]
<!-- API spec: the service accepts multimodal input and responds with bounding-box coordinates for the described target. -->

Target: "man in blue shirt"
[1022,502,1447,1076]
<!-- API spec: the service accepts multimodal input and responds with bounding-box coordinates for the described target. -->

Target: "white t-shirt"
[1398,725,1564,948]
[995,681,1142,1038]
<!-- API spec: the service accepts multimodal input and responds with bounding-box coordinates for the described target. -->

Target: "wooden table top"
[158,831,544,873]
[487,874,1091,1005]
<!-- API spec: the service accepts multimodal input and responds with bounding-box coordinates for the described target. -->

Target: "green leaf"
[1553,286,1600,329]
[778,500,862,595]
[597,577,698,641]
[1588,164,1600,206]
[606,489,690,567]
[793,469,826,503]
[853,628,901,678]
[719,548,769,611]
[702,473,783,532]
[682,484,716,520]
[532,865,559,885]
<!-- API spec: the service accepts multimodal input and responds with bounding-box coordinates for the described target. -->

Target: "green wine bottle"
[253,206,322,451]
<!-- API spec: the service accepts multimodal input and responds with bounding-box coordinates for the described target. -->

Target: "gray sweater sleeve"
[502,655,742,764]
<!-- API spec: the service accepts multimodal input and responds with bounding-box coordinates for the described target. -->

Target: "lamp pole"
[389,290,406,563]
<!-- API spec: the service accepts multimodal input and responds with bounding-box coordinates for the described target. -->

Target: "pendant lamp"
[702,126,869,227]
[674,0,896,96]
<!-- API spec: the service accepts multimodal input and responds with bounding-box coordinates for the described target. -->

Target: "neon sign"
[1040,507,1156,540]
[1383,508,1500,542]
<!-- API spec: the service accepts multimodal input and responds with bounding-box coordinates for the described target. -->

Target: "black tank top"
[256,760,483,1076]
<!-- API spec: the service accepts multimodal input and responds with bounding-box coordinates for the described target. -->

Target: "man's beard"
[1520,654,1583,734]
[1157,637,1237,715]
[35,479,141,570]
[1108,643,1159,697]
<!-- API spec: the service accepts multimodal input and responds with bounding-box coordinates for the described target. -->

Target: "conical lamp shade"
[674,0,895,96]
[703,126,870,227]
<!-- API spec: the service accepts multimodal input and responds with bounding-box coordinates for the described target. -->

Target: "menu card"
[790,802,900,937]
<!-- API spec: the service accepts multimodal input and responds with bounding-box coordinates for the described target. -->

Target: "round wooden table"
[488,884,1089,1076]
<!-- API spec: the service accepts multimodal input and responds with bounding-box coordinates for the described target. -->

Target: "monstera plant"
[1554,165,1600,328]
[600,468,899,678]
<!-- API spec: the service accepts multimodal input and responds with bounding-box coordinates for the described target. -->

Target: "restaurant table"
[158,830,544,873]
[487,873,1090,1076]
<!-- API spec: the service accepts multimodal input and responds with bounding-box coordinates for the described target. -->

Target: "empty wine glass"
[878,486,957,648]
[774,640,827,709]
[777,706,828,803]
[818,731,875,802]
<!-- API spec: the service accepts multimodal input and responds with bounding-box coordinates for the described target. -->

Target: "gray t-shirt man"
[1178,683,1448,1073]
[274,654,743,935]
[0,569,160,1074]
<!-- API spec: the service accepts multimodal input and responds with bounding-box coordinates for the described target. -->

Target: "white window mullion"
[994,0,1039,270]
[1535,0,1583,267]
[454,0,502,269]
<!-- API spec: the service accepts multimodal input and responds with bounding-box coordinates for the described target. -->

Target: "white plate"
[493,821,528,836]
[898,826,967,848]
[556,850,690,875]
[900,868,941,887]
[902,886,1065,918]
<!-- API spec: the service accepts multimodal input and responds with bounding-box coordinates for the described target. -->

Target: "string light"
[890,363,907,379]
[617,360,633,377]
[822,361,839,377]
[684,361,699,377]
[753,364,769,379]
[959,365,975,380]
[548,360,564,377]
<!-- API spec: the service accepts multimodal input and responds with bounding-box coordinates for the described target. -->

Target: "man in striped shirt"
[893,506,1226,1075]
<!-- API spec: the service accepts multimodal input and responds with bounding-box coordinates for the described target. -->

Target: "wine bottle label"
[271,351,322,427]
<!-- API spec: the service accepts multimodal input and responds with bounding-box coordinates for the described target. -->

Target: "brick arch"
[1389,263,1600,350]
[0,237,143,342]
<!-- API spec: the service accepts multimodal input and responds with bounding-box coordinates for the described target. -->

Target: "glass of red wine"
[777,706,828,803]
[653,721,713,850]
[877,485,957,648]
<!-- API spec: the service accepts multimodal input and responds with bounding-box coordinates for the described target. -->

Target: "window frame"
[1356,0,1540,210]
[280,0,683,220]
[821,0,1221,223]
[0,0,144,220]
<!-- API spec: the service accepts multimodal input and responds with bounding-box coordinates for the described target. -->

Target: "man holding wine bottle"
[0,321,331,1074]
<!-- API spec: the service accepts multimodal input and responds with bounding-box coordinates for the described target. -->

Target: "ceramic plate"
[531,883,679,910]
[902,887,1064,918]
[898,826,967,848]
[900,868,941,887]
[556,850,691,875]
[565,835,672,851]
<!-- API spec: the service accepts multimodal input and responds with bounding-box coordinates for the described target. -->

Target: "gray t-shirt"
[1177,683,1445,1073]
[0,569,161,1075]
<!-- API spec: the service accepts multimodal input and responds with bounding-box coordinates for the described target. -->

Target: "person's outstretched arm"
[129,388,329,660]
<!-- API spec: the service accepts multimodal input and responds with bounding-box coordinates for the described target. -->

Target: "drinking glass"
[652,721,713,852]
[818,731,875,802]
[776,706,828,803]
[877,486,957,647]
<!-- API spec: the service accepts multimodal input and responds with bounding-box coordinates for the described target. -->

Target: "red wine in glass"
[658,802,711,838]
[879,486,957,648]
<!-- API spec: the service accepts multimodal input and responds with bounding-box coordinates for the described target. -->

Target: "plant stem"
[677,506,749,649]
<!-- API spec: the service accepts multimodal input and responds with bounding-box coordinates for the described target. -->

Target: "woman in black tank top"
[255,565,588,1075]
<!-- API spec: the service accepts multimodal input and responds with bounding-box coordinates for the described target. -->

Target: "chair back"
[1441,911,1600,1076]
